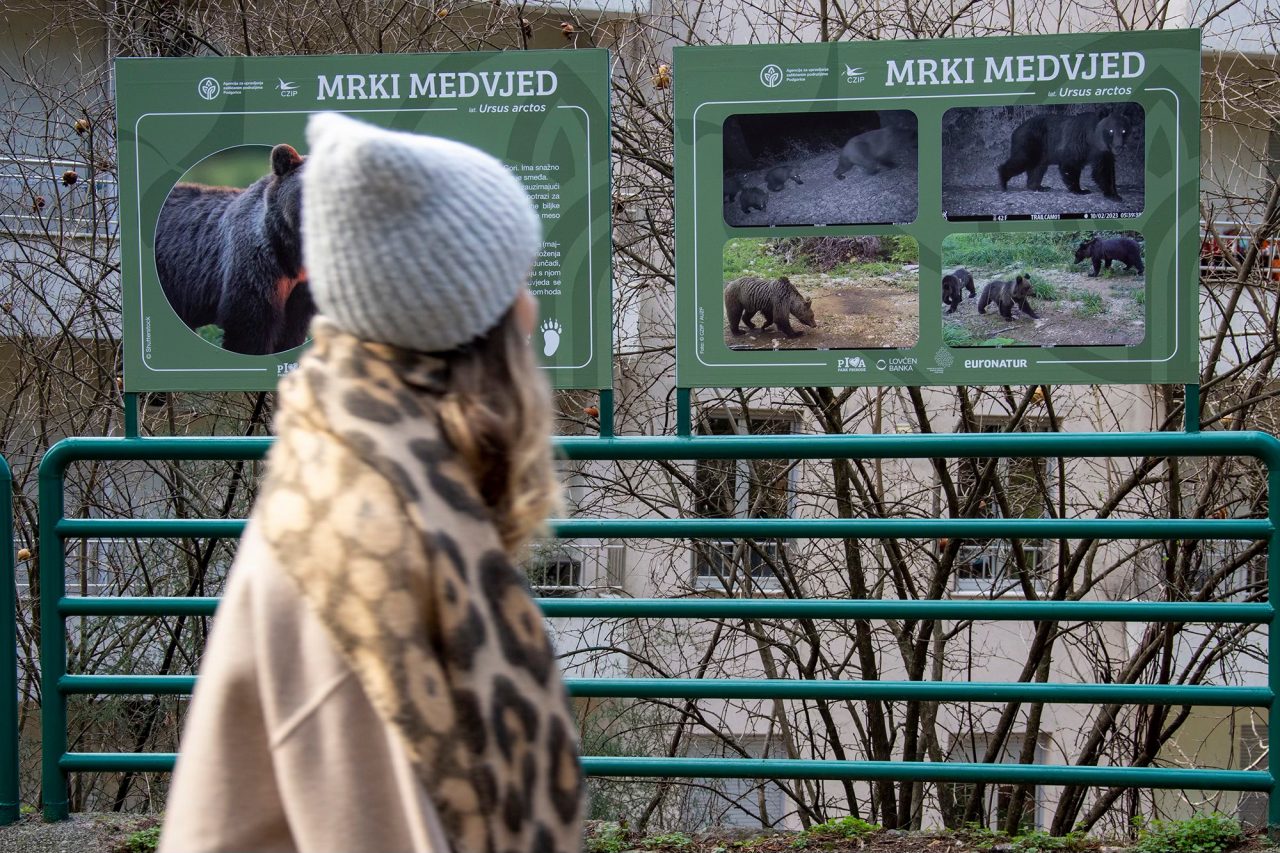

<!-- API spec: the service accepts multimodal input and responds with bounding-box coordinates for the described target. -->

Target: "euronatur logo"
[844,64,866,83]
[836,356,867,372]
[760,64,783,88]
[197,77,220,100]
[277,78,299,97]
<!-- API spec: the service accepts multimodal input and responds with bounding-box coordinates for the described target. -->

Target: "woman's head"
[300,112,542,352]
[299,113,556,555]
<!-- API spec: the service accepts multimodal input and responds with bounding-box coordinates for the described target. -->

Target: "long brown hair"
[434,304,559,556]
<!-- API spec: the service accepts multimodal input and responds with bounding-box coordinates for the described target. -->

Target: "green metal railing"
[0,454,17,825]
[34,409,1280,827]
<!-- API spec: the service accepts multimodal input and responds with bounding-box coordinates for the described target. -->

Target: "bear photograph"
[722,110,918,228]
[941,230,1146,348]
[941,103,1145,221]
[723,236,919,350]
[154,143,314,356]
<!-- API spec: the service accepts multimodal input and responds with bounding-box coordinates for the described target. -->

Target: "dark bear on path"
[725,275,816,338]
[942,268,976,314]
[766,166,804,191]
[834,127,898,179]
[977,275,1039,321]
[724,174,742,203]
[155,144,313,356]
[738,186,767,214]
[1074,236,1144,277]
[998,109,1131,201]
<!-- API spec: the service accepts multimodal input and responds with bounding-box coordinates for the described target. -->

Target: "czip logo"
[278,79,299,97]
[844,64,866,83]
[836,356,867,372]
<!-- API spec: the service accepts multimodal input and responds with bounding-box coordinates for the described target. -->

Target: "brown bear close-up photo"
[153,143,315,356]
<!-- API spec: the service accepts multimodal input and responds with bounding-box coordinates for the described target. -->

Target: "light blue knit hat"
[301,112,541,351]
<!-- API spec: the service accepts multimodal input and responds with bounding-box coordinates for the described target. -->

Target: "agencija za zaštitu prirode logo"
[759,64,783,87]
[197,77,220,100]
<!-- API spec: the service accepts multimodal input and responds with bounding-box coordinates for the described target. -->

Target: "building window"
[683,734,787,829]
[1237,721,1268,829]
[693,412,795,592]
[522,540,588,598]
[952,420,1053,595]
[943,733,1049,831]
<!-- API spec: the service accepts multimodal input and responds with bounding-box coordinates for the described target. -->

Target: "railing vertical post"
[0,456,19,824]
[676,387,691,437]
[1269,462,1280,838]
[38,455,68,821]
[123,393,139,439]
[598,389,614,438]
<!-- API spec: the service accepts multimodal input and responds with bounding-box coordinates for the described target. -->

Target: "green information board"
[674,30,1200,388]
[118,49,611,391]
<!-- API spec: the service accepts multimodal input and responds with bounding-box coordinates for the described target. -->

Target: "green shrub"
[585,821,631,853]
[1030,279,1059,300]
[196,324,224,347]
[1008,829,1089,853]
[120,826,161,853]
[944,324,977,347]
[1132,814,1243,853]
[642,831,694,849]
[792,815,880,847]
[942,231,1082,269]
[1073,292,1105,317]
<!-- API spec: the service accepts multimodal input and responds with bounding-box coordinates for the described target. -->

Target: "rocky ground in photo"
[724,149,919,228]
[941,182,1145,219]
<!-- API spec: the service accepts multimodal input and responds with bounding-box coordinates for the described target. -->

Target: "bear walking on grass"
[155,144,313,356]
[1074,236,1144,277]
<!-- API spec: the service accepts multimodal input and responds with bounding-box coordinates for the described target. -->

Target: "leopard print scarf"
[256,319,584,853]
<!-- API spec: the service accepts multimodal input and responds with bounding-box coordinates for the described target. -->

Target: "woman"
[159,113,585,853]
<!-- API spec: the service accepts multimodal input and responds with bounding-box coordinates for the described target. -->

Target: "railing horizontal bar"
[39,430,1280,466]
[61,675,194,695]
[57,752,1272,791]
[578,758,1273,791]
[556,432,1280,464]
[544,599,1274,622]
[54,517,1273,541]
[60,674,1272,707]
[555,518,1268,540]
[566,679,1270,706]
[60,597,218,616]
[59,596,1274,623]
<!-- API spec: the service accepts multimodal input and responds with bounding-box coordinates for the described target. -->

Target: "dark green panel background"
[118,49,612,391]
[674,30,1200,388]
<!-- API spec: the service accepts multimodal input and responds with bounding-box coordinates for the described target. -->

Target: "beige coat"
[158,521,452,853]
